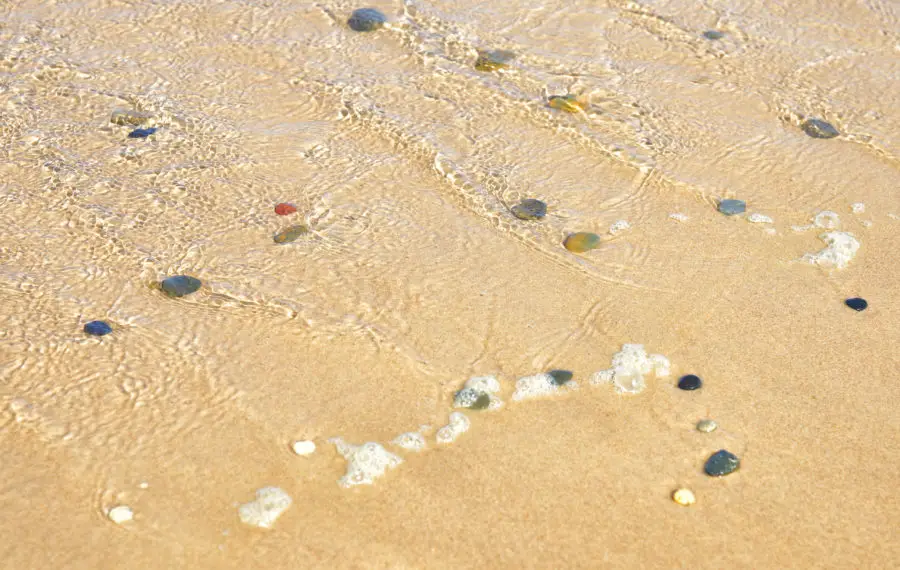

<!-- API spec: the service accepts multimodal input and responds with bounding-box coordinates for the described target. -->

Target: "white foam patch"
[802,231,860,270]
[392,431,426,452]
[511,373,578,401]
[453,375,503,410]
[238,487,292,529]
[436,412,470,444]
[793,210,840,232]
[747,213,773,224]
[329,439,403,488]
[851,203,865,214]
[591,344,671,394]
[669,213,689,222]
[608,220,631,235]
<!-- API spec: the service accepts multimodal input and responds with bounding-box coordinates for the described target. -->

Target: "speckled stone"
[801,118,839,139]
[111,109,152,126]
[160,275,202,298]
[704,449,740,477]
[548,370,573,385]
[83,320,113,336]
[718,199,746,216]
[511,199,547,221]
[845,297,868,312]
[347,8,386,32]
[678,374,702,391]
[274,224,309,244]
[548,95,586,113]
[128,127,157,139]
[564,232,601,253]
[274,203,297,216]
[696,419,718,433]
[475,49,516,72]
[702,30,725,40]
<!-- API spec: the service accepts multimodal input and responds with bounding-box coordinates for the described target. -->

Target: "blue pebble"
[845,297,868,312]
[128,127,158,139]
[84,320,113,336]
[717,199,746,216]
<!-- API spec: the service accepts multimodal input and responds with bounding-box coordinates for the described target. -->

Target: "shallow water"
[2,0,899,568]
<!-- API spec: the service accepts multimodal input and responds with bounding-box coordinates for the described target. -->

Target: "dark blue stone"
[548,369,574,385]
[84,320,113,336]
[704,449,740,476]
[347,8,386,32]
[128,127,158,139]
[160,275,202,298]
[678,374,702,391]
[845,297,868,311]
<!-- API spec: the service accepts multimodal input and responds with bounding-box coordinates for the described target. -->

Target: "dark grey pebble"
[83,320,113,336]
[347,8,386,32]
[678,374,702,391]
[548,370,573,385]
[718,199,746,216]
[704,449,740,476]
[845,297,867,311]
[161,275,202,298]
[702,30,725,40]
[511,199,547,221]
[801,118,839,139]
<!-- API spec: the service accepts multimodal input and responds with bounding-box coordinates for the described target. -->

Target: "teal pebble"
[718,199,746,216]
[161,275,202,298]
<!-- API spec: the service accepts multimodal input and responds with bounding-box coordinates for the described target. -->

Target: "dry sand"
[1,0,899,568]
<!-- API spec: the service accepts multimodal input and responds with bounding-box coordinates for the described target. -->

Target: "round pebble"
[347,8,386,32]
[548,95,586,113]
[160,275,202,298]
[564,232,601,253]
[704,449,740,477]
[468,393,491,410]
[702,30,724,40]
[548,369,574,385]
[717,199,746,216]
[127,127,157,139]
[511,199,547,221]
[274,224,309,244]
[801,118,839,139]
[291,440,316,456]
[108,505,133,524]
[83,320,113,336]
[274,202,297,216]
[677,374,702,391]
[672,488,696,506]
[845,297,868,312]
[475,49,516,72]
[696,419,718,433]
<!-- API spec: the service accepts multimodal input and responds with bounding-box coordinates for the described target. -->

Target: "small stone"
[672,488,696,506]
[108,505,133,524]
[704,449,740,477]
[677,374,702,391]
[801,118,839,139]
[110,109,152,126]
[511,199,547,221]
[128,127,158,139]
[564,232,601,253]
[548,95,587,113]
[548,370,574,385]
[274,203,297,216]
[83,320,113,336]
[291,440,316,456]
[702,30,725,40]
[347,8,386,32]
[696,419,718,433]
[475,49,516,72]
[845,297,868,311]
[273,224,309,244]
[469,393,491,410]
[160,275,202,298]
[718,199,746,216]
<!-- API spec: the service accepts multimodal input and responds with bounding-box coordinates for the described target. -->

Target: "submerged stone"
[160,275,202,298]
[83,320,112,336]
[347,8,386,32]
[128,127,157,139]
[548,369,574,385]
[475,49,516,72]
[702,30,725,40]
[548,95,586,113]
[718,199,746,216]
[511,199,547,221]
[704,449,740,476]
[110,109,152,126]
[274,224,309,244]
[677,374,702,391]
[845,297,868,311]
[696,419,718,433]
[274,202,297,216]
[564,232,601,253]
[469,393,491,410]
[801,118,839,139]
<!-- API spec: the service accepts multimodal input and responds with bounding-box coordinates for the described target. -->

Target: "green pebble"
[704,449,740,476]
[469,393,491,410]
[160,275,202,298]
[702,30,725,40]
[511,199,547,221]
[696,419,718,433]
[548,95,586,113]
[801,118,839,139]
[564,232,601,253]
[475,49,516,72]
[274,224,309,244]
[718,199,746,216]
[548,370,573,385]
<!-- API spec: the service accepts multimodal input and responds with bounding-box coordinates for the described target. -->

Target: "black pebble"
[347,8,386,32]
[128,127,158,139]
[548,369,573,385]
[845,297,868,311]
[702,30,724,40]
[704,449,740,476]
[677,374,702,391]
[83,320,113,336]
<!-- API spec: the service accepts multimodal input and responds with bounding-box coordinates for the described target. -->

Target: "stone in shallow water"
[677,374,702,391]
[161,275,202,297]
[347,8,386,32]
[704,449,740,476]
[564,232,601,253]
[511,199,547,221]
[128,127,157,139]
[703,30,725,40]
[548,95,587,113]
[718,199,746,216]
[238,487,292,528]
[696,419,718,433]
[548,369,574,385]
[801,118,839,139]
[273,224,309,244]
[83,320,112,336]
[110,109,152,126]
[475,49,516,72]
[845,297,868,311]
[274,202,297,216]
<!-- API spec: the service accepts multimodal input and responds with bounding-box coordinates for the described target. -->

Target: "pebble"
[677,374,702,391]
[291,440,316,456]
[671,488,696,506]
[475,49,516,72]
[704,449,740,476]
[83,320,113,336]
[548,369,574,385]
[107,505,134,524]
[273,224,309,244]
[110,109,152,126]
[274,202,297,216]
[127,127,157,139]
[160,275,202,298]
[801,118,839,139]
[564,232,601,253]
[548,95,586,113]
[702,30,724,40]
[696,419,718,433]
[718,199,746,216]
[845,297,868,311]
[511,198,547,221]
[347,8,386,32]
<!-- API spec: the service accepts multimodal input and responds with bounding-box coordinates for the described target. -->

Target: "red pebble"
[274,203,297,216]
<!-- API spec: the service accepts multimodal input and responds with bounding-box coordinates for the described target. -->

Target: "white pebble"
[329,439,402,488]
[238,487,292,529]
[291,440,316,456]
[436,412,470,444]
[108,505,134,524]
[851,202,865,214]
[747,213,773,224]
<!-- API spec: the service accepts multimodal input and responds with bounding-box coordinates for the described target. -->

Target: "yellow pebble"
[672,488,696,506]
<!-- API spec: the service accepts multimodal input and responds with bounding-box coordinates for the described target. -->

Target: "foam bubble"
[591,344,670,394]
[392,431,426,452]
[851,202,865,214]
[802,231,860,269]
[453,375,503,410]
[329,439,402,488]
[747,213,773,224]
[813,211,840,229]
[608,220,631,235]
[238,487,292,529]
[436,412,470,444]
[511,373,578,401]
[669,213,689,222]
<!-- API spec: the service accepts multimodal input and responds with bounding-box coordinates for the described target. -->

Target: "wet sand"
[1,0,899,568]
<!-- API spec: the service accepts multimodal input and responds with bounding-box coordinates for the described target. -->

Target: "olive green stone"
[273,224,309,244]
[704,449,740,476]
[801,118,839,139]
[111,109,153,126]
[702,30,725,40]
[564,232,601,253]
[718,199,746,216]
[548,95,586,113]
[548,370,573,385]
[696,419,718,433]
[475,49,516,72]
[160,275,202,298]
[469,393,491,410]
[511,199,547,221]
